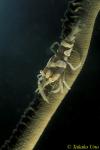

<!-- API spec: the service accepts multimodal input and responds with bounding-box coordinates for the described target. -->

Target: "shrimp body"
[36,22,82,103]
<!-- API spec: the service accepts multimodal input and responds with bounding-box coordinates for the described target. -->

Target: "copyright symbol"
[67,145,72,149]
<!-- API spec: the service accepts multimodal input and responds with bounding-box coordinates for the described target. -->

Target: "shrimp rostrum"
[36,22,82,103]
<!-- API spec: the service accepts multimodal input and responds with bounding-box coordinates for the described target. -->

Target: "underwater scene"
[0,0,100,149]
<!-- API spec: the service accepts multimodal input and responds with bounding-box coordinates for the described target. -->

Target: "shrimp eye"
[45,70,52,79]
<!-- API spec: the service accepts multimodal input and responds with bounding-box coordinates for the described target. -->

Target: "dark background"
[0,0,100,149]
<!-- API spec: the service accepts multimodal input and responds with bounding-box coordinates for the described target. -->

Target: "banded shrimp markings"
[36,0,83,103]
[36,24,82,103]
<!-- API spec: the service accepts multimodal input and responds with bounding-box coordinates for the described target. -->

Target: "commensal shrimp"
[35,1,84,103]
[36,21,82,103]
